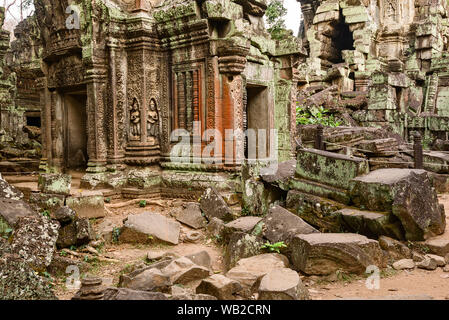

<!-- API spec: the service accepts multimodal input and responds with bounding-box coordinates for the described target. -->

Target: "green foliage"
[41,210,50,218]
[104,197,111,203]
[139,200,147,208]
[265,0,289,40]
[296,105,342,127]
[59,250,68,257]
[112,227,121,244]
[240,206,250,216]
[261,241,287,253]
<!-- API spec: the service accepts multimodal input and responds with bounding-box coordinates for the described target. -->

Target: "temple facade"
[33,0,302,196]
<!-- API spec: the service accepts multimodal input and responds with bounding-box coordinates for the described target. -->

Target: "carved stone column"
[85,65,108,173]
[106,39,126,166]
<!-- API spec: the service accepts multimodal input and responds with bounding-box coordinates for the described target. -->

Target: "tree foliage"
[265,0,288,40]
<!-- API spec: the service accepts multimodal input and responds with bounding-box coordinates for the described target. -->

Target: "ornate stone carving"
[129,97,141,140]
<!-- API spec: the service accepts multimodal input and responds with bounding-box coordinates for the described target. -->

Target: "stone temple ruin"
[1,0,449,301]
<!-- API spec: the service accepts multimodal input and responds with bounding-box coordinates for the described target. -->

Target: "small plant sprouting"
[41,210,50,218]
[104,197,111,203]
[139,200,147,208]
[260,241,287,254]
[60,250,68,257]
[112,227,121,244]
[240,207,250,216]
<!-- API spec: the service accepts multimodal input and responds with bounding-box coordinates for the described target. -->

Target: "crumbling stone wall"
[296,0,449,147]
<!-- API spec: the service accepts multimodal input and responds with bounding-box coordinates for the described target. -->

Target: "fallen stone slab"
[161,257,211,285]
[29,192,65,213]
[53,206,76,225]
[205,217,225,238]
[200,187,233,222]
[169,293,217,300]
[0,198,37,235]
[10,216,60,271]
[56,217,94,249]
[184,251,212,270]
[379,236,411,262]
[120,212,180,245]
[66,191,105,219]
[349,169,445,240]
[416,256,438,270]
[222,216,263,242]
[424,239,449,256]
[0,177,23,200]
[338,208,404,240]
[258,268,309,300]
[47,256,90,276]
[121,268,171,293]
[196,274,242,300]
[263,205,318,246]
[224,232,265,270]
[175,203,207,229]
[226,253,289,298]
[102,288,168,300]
[38,173,71,196]
[426,254,446,267]
[290,233,383,275]
[392,259,415,270]
[260,160,296,190]
[0,254,57,300]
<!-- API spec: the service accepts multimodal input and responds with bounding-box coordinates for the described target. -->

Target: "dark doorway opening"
[245,85,269,160]
[26,115,41,127]
[64,91,88,169]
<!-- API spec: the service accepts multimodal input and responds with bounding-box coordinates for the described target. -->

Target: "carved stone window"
[171,62,205,141]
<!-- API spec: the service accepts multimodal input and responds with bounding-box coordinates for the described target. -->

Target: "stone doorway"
[64,90,88,169]
[244,85,270,160]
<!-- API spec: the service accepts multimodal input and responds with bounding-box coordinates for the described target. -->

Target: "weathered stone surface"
[338,208,404,240]
[0,254,57,300]
[350,169,446,240]
[263,205,318,246]
[53,206,76,224]
[260,160,296,190]
[426,254,446,267]
[102,288,168,300]
[38,173,71,196]
[0,198,37,235]
[290,233,383,275]
[175,202,206,229]
[286,190,345,232]
[169,293,218,300]
[200,187,233,222]
[258,268,309,300]
[120,212,180,245]
[205,217,225,239]
[196,274,242,300]
[379,236,411,262]
[29,192,65,213]
[47,255,90,276]
[224,232,265,270]
[10,215,60,271]
[242,177,281,216]
[222,216,262,241]
[424,239,449,256]
[121,268,171,293]
[0,177,23,200]
[161,257,211,285]
[56,218,94,249]
[66,191,105,219]
[226,253,289,298]
[184,251,212,270]
[392,259,415,270]
[416,256,438,270]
